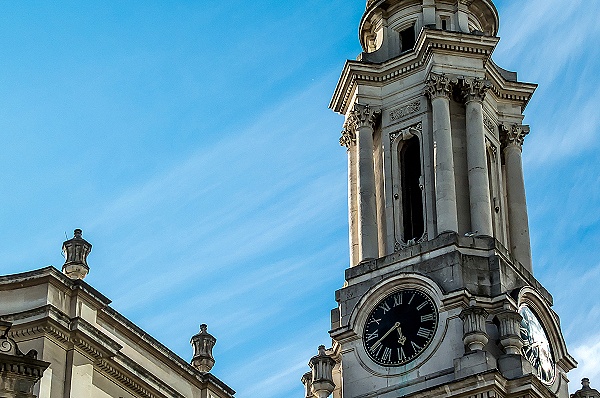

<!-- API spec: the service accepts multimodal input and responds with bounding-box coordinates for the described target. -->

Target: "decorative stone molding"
[459,304,489,351]
[390,122,422,143]
[500,124,530,149]
[339,128,356,148]
[461,77,491,103]
[424,73,457,100]
[389,100,420,122]
[483,115,495,132]
[494,310,523,355]
[96,359,159,398]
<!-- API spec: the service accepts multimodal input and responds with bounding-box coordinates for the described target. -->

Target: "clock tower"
[302,1,577,398]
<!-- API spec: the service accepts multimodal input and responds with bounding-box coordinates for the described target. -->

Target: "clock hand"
[397,327,407,345]
[371,322,401,351]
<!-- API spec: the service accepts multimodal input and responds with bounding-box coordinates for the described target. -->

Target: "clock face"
[519,305,556,385]
[363,289,438,366]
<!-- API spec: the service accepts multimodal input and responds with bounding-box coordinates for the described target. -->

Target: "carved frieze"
[389,100,420,122]
[390,122,423,143]
[424,73,457,100]
[461,77,491,103]
[483,115,495,132]
[501,124,530,149]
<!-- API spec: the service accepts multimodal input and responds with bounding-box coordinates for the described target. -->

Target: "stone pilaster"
[340,127,359,266]
[345,103,380,262]
[501,124,532,272]
[425,73,459,235]
[462,78,494,237]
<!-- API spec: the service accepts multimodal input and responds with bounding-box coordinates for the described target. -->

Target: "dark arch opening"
[400,136,424,241]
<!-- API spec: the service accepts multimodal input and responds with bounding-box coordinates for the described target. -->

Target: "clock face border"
[519,304,556,386]
[362,288,438,367]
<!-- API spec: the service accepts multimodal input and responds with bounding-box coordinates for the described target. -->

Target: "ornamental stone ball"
[62,229,92,280]
[191,324,216,373]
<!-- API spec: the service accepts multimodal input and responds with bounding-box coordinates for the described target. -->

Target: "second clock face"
[363,289,438,367]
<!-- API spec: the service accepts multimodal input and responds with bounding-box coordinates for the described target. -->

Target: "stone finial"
[459,304,489,352]
[301,371,313,398]
[62,229,92,280]
[571,378,600,398]
[308,345,336,398]
[191,324,216,372]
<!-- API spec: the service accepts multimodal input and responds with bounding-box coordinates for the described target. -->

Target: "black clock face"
[363,289,438,366]
[519,305,556,385]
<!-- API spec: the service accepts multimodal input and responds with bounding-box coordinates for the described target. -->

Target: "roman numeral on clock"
[381,347,392,362]
[416,327,432,339]
[365,330,379,342]
[420,313,435,322]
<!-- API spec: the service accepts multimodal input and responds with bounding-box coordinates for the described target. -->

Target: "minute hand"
[370,322,401,351]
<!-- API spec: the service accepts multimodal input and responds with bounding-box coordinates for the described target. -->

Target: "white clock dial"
[519,305,556,385]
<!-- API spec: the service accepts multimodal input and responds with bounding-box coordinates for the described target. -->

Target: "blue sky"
[0,0,598,396]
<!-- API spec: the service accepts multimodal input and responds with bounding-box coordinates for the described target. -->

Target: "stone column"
[501,125,532,272]
[340,128,359,266]
[425,74,459,235]
[346,103,380,262]
[462,78,493,237]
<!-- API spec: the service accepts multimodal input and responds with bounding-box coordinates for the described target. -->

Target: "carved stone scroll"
[389,100,420,122]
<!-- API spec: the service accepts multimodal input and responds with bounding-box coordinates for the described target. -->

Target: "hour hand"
[397,327,407,345]
[371,322,401,351]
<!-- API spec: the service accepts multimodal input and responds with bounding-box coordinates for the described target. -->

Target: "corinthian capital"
[461,77,491,103]
[345,103,380,133]
[424,73,457,100]
[501,124,530,149]
[339,128,356,148]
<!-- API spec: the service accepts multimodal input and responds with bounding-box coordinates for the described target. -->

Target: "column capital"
[346,103,380,131]
[501,124,530,149]
[461,77,491,104]
[339,128,356,148]
[424,73,457,100]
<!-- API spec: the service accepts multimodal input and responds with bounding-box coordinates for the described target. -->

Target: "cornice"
[331,29,500,114]
[0,266,111,310]
[98,306,236,397]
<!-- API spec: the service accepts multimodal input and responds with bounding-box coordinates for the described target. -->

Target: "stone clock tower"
[301,1,577,398]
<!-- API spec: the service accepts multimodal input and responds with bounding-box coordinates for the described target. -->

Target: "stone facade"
[0,231,234,398]
[302,1,580,398]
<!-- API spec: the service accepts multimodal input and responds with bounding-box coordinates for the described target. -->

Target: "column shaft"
[504,142,532,271]
[357,124,379,261]
[465,99,493,236]
[347,146,359,266]
[431,95,459,234]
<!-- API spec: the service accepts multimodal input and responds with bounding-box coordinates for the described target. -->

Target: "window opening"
[400,136,424,241]
[400,25,416,53]
[441,19,448,31]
